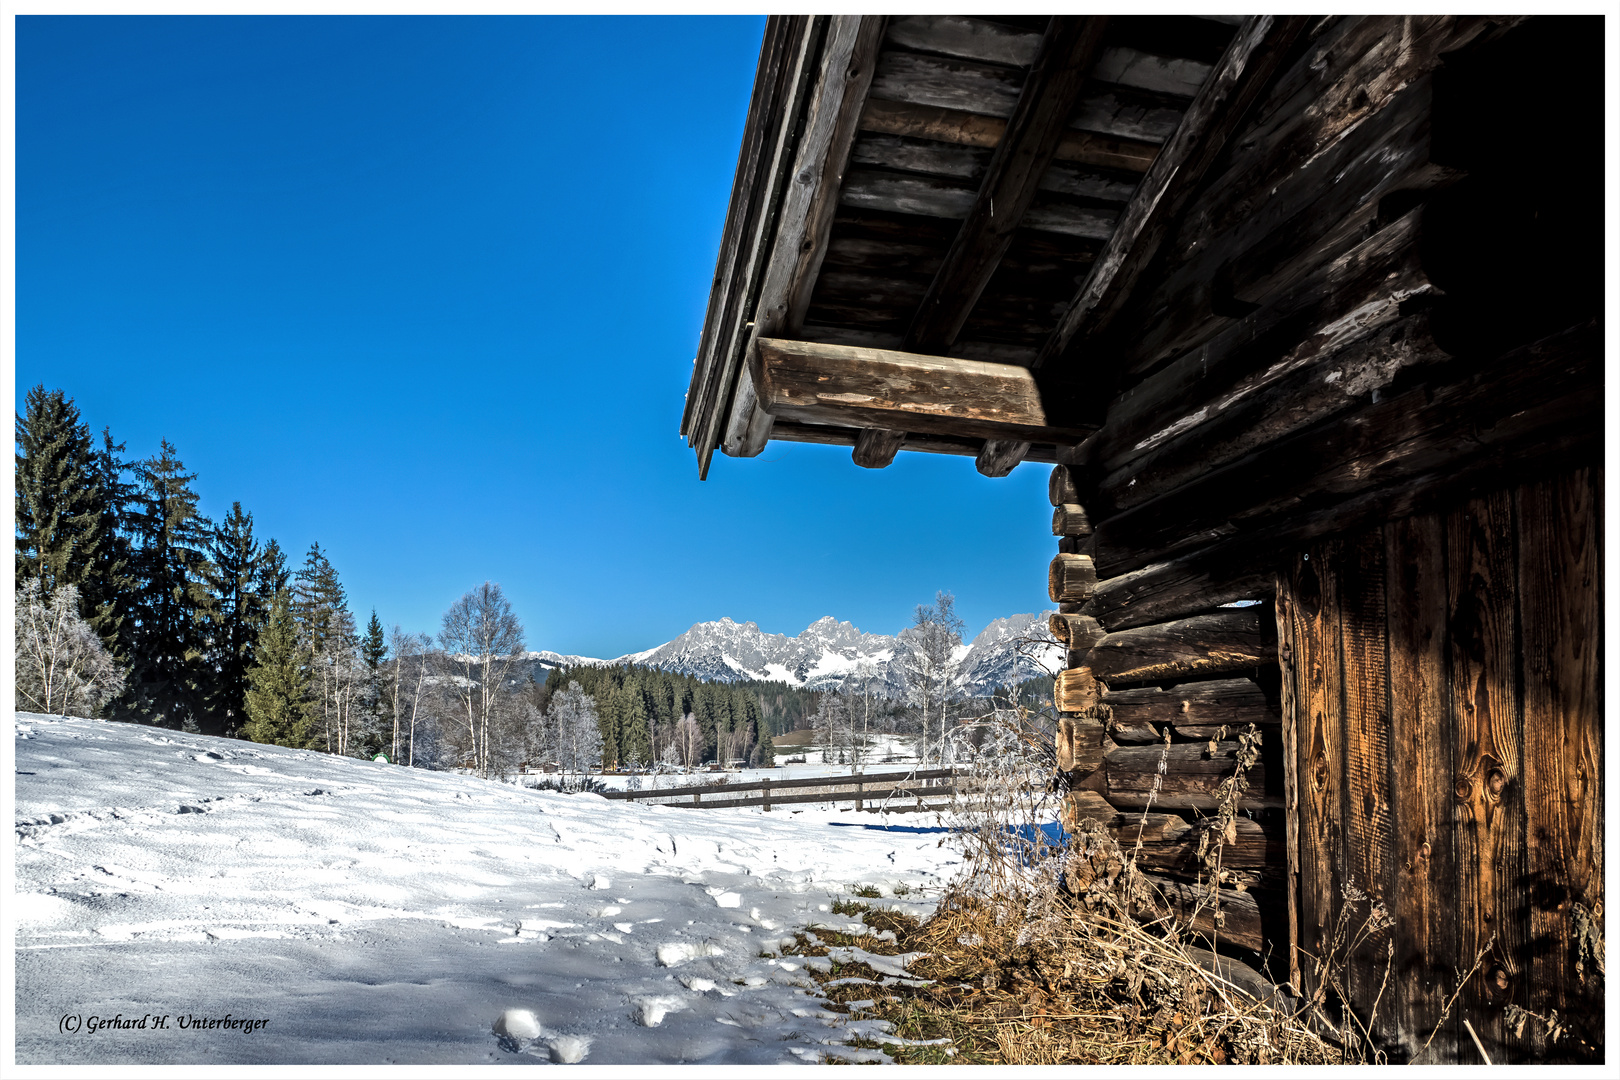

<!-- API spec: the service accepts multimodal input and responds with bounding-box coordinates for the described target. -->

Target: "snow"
[11,712,959,1065]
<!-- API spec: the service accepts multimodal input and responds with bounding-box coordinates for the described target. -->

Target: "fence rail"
[599,767,961,813]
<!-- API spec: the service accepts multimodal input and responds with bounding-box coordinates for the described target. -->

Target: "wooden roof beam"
[1032,16,1312,388]
[750,338,1095,449]
[720,17,888,463]
[850,17,1109,475]
[907,17,1111,355]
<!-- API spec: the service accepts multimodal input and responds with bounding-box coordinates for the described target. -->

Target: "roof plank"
[1033,16,1312,381]
[907,17,1113,354]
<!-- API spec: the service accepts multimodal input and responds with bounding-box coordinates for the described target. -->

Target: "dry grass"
[782,714,1347,1065]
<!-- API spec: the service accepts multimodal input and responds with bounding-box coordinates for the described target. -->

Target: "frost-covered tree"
[15,581,126,717]
[546,681,603,781]
[438,581,525,777]
[387,626,434,766]
[898,591,965,766]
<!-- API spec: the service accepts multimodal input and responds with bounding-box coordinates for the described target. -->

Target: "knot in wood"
[1486,767,1507,797]
[1492,967,1510,991]
[1452,775,1473,800]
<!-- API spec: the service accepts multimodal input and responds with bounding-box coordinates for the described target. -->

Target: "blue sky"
[16,15,1057,658]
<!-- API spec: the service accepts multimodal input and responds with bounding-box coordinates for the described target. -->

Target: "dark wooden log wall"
[1276,468,1602,1064]
[1047,462,1286,959]
[1037,17,1602,1063]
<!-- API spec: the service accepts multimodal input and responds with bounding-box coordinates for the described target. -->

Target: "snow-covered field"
[10,713,962,1065]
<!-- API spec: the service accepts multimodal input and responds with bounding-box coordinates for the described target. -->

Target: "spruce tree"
[292,543,356,752]
[359,610,390,756]
[15,386,105,610]
[243,590,312,747]
[202,502,265,735]
[85,428,137,659]
[119,440,216,729]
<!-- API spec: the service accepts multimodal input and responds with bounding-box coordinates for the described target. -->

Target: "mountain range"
[523,613,1062,696]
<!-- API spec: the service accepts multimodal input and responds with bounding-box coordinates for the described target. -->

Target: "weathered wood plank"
[1109,813,1283,877]
[858,97,1160,172]
[1384,510,1459,1062]
[1083,559,1274,632]
[726,17,889,458]
[1144,875,1265,953]
[1281,541,1344,1012]
[1048,553,1097,604]
[1093,210,1439,499]
[906,17,1111,352]
[685,17,821,477]
[1446,491,1522,1064]
[1102,72,1448,382]
[1069,86,1187,144]
[753,337,1094,445]
[1274,566,1303,990]
[1104,741,1275,812]
[838,168,978,218]
[869,50,1025,118]
[754,333,1095,443]
[884,15,1040,68]
[1516,468,1604,1058]
[1087,608,1274,685]
[1103,677,1277,729]
[1090,320,1602,578]
[1034,16,1311,375]
[849,133,989,182]
[1340,527,1394,1028]
[766,420,1069,465]
[1089,44,1212,98]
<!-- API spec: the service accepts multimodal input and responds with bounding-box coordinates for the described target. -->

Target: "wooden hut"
[681,15,1603,1063]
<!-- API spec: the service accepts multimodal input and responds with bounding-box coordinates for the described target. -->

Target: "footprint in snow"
[491,1008,591,1062]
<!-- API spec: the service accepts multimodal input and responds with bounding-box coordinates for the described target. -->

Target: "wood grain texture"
[1083,559,1274,632]
[1049,464,1081,505]
[906,17,1111,353]
[1055,666,1099,715]
[753,337,1093,444]
[1049,612,1105,649]
[851,427,905,469]
[858,97,1160,172]
[724,17,888,459]
[1087,608,1274,684]
[1035,16,1310,373]
[1103,677,1277,729]
[975,439,1029,477]
[1051,503,1092,536]
[1105,742,1275,812]
[1446,491,1522,1063]
[1384,510,1458,1061]
[1515,468,1604,1057]
[1048,553,1098,604]
[1340,526,1394,1024]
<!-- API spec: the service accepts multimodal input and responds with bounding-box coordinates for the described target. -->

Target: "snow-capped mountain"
[525,613,1062,696]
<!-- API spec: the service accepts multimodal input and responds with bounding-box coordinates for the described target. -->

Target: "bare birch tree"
[388,625,434,766]
[899,590,965,766]
[437,582,525,776]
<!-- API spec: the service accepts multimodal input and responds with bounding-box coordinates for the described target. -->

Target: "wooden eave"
[682,14,1285,478]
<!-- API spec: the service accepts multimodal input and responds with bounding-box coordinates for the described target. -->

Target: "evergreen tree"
[85,428,137,659]
[202,502,265,735]
[291,542,357,752]
[119,440,216,729]
[243,590,312,747]
[15,387,113,631]
[359,610,391,756]
[258,538,290,596]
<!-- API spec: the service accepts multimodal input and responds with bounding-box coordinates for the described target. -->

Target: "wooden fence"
[600,767,961,813]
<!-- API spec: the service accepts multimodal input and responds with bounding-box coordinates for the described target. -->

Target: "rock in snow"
[13,712,953,1065]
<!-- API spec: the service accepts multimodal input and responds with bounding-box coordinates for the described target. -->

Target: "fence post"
[694,789,701,807]
[762,776,771,812]
[856,777,864,812]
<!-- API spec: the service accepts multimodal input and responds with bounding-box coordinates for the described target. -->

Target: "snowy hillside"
[521,612,1062,695]
[13,713,959,1065]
